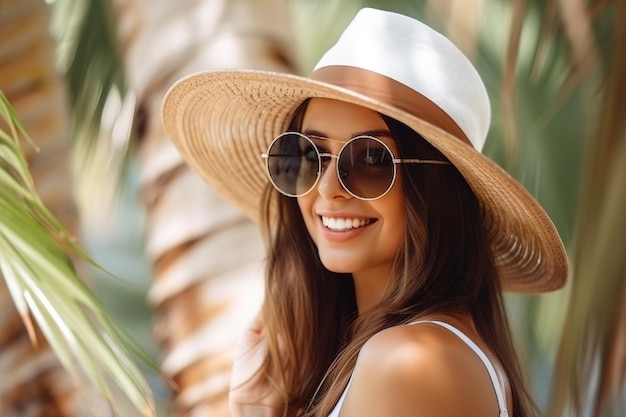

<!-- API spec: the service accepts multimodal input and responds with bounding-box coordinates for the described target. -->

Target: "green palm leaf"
[52,0,131,213]
[0,89,158,417]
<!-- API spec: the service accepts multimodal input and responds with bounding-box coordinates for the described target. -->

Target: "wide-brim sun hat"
[162,7,568,294]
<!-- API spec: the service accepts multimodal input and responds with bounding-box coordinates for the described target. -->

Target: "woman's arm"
[229,313,286,417]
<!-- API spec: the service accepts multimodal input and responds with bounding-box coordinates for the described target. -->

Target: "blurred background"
[0,0,624,416]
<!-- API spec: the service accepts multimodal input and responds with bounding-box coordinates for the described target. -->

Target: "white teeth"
[321,216,372,231]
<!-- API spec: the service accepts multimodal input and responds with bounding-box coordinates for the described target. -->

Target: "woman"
[162,8,568,417]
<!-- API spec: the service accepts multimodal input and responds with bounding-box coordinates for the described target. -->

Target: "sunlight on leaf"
[0,89,159,417]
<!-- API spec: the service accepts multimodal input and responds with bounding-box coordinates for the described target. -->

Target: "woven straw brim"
[162,70,568,294]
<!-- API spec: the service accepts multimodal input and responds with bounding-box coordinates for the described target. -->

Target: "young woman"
[162,8,568,417]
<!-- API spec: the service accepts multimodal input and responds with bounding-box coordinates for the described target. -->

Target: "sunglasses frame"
[261,131,450,200]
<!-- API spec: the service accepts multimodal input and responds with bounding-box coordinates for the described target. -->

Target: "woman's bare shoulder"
[338,323,501,417]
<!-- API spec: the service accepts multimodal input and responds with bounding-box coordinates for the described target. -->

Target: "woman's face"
[297,98,406,283]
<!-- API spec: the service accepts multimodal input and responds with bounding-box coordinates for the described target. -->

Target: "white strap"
[327,374,353,417]
[410,320,509,416]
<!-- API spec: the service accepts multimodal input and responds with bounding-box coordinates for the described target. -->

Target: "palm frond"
[547,1,626,416]
[51,0,131,217]
[500,0,527,174]
[0,89,158,417]
[53,0,126,141]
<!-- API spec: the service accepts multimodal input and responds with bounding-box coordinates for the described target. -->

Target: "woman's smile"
[320,215,376,232]
[316,212,378,243]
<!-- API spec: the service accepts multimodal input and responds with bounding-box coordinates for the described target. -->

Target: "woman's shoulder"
[359,321,492,383]
[337,321,502,417]
[364,320,466,356]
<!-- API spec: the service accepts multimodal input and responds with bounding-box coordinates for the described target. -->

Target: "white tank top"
[327,320,509,417]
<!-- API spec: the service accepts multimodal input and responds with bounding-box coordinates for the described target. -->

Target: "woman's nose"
[316,158,352,200]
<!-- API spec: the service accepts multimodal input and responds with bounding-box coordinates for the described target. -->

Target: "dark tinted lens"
[266,133,319,196]
[338,137,395,199]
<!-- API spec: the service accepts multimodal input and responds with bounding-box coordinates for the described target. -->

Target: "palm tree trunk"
[0,0,91,415]
[111,1,297,415]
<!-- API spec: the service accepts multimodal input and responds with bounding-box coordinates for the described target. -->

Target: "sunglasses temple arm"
[394,158,451,165]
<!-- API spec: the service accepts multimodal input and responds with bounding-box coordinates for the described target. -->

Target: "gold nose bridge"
[317,152,340,176]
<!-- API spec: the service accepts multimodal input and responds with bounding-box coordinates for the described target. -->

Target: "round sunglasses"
[261,132,450,200]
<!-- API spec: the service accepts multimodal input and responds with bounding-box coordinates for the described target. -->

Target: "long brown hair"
[259,100,537,416]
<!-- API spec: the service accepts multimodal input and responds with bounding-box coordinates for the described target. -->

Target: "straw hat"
[162,8,568,293]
